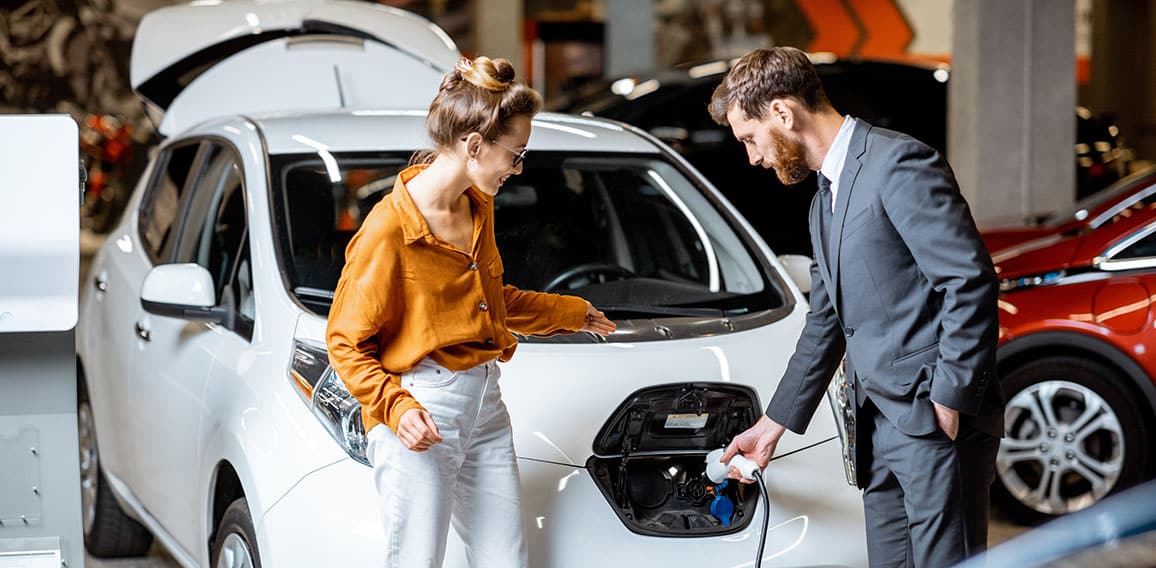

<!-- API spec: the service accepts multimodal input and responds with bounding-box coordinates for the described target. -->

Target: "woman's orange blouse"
[326,164,587,434]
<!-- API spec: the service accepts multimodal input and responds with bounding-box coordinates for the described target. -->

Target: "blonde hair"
[412,56,542,165]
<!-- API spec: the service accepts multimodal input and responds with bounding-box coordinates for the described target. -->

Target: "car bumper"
[257,438,866,567]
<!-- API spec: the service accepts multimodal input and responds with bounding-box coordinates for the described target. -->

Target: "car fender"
[998,330,1156,415]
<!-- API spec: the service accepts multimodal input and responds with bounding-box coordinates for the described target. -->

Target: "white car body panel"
[157,39,446,137]
[251,111,658,155]
[257,441,865,567]
[131,0,457,91]
[79,166,154,481]
[290,308,833,465]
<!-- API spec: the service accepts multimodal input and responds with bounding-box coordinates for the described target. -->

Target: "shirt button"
[469,261,479,271]
[479,301,489,312]
[845,327,855,337]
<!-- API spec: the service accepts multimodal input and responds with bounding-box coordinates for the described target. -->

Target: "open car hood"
[131,0,459,136]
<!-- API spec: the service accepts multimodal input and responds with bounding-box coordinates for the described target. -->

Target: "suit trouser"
[859,398,1000,568]
[366,358,527,568]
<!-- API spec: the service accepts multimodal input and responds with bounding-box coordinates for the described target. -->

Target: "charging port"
[587,383,761,537]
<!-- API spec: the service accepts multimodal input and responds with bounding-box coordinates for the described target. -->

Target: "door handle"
[93,271,108,292]
[134,321,151,342]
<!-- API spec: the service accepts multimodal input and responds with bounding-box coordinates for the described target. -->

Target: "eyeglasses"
[488,139,528,168]
[461,136,528,169]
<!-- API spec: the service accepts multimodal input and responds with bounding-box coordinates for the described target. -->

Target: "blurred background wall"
[3,0,1149,231]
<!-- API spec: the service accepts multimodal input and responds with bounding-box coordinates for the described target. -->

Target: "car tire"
[211,498,262,568]
[78,398,154,557]
[993,356,1150,524]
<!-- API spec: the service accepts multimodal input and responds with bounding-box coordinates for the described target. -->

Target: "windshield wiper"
[595,303,725,318]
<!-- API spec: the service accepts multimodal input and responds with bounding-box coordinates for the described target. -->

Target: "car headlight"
[289,339,369,466]
[999,270,1065,293]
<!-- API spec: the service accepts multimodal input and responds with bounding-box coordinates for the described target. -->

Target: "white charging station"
[0,115,83,567]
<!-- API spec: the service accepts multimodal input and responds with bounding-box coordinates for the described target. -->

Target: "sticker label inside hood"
[664,413,708,429]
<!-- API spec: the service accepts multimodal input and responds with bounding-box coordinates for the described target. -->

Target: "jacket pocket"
[891,342,939,365]
[842,206,877,237]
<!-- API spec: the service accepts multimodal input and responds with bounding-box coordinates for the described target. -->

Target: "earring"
[468,157,478,171]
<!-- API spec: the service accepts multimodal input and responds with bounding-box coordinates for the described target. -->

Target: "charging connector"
[705,448,771,568]
[705,448,760,482]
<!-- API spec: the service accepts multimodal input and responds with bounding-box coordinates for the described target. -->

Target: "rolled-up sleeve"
[503,286,588,336]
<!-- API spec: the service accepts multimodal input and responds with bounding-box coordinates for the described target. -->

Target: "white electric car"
[76,1,866,566]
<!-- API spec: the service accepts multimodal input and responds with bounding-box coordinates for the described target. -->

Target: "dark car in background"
[554,56,1133,257]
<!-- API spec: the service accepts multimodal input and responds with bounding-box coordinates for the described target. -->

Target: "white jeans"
[366,358,526,568]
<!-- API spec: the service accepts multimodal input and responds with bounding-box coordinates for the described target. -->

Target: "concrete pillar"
[475,0,524,75]
[949,0,1076,224]
[605,0,655,76]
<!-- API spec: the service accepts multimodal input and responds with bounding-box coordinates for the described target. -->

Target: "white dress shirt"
[819,116,856,212]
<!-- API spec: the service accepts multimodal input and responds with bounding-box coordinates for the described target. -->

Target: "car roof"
[243,110,661,155]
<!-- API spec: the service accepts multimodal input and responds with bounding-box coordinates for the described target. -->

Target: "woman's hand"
[397,408,443,451]
[581,301,617,336]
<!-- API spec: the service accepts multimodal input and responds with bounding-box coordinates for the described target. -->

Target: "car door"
[84,141,202,485]
[129,140,255,552]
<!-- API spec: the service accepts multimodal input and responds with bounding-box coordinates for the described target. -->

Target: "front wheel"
[993,356,1149,523]
[211,498,262,568]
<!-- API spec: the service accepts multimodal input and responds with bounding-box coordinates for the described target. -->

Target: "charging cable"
[705,449,771,568]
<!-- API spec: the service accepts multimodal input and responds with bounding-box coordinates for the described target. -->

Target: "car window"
[172,142,253,339]
[139,142,201,262]
[1112,229,1156,261]
[272,156,407,314]
[269,152,780,320]
[509,156,764,298]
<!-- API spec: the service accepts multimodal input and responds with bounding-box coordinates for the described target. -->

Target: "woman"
[326,56,616,568]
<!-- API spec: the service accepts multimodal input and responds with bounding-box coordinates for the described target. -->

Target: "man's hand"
[720,415,787,483]
[397,408,443,451]
[933,402,959,441]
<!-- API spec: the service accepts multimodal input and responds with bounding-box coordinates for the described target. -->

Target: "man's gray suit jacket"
[765,119,1004,458]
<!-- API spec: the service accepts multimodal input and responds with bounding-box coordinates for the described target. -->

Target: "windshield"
[269,152,783,319]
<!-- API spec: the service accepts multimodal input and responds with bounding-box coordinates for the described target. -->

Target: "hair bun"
[456,56,516,92]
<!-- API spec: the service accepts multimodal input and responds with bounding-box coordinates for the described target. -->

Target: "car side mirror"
[777,254,812,294]
[140,263,229,323]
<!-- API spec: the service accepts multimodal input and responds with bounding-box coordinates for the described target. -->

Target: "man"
[711,48,1003,567]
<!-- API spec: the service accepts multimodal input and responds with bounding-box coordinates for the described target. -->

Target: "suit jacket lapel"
[829,120,870,311]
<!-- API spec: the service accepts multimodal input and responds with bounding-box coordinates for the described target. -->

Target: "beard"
[769,128,811,186]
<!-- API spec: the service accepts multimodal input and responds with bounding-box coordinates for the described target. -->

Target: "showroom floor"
[77,228,1028,566]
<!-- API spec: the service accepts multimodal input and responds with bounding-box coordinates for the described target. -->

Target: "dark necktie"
[817,173,833,260]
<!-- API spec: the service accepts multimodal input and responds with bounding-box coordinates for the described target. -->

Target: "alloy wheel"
[215,533,255,568]
[78,402,99,535]
[998,379,1124,515]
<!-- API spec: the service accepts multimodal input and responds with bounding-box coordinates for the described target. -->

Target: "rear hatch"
[130,0,459,136]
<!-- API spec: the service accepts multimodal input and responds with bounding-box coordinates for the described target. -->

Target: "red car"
[982,166,1156,254]
[992,197,1156,522]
